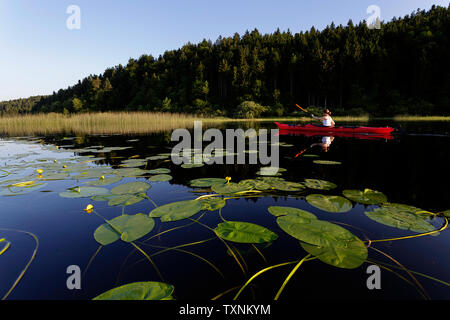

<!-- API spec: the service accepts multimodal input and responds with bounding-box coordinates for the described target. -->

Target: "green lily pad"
[238,179,271,191]
[94,213,155,245]
[343,189,387,205]
[211,182,252,195]
[87,176,122,186]
[190,178,226,187]
[114,168,151,177]
[365,203,436,233]
[443,210,450,218]
[277,214,367,268]
[93,281,174,300]
[111,182,151,195]
[108,194,145,206]
[181,163,204,169]
[313,160,342,165]
[148,174,173,182]
[149,200,203,222]
[302,154,319,158]
[59,186,110,198]
[300,239,367,269]
[268,206,317,219]
[147,168,171,174]
[214,221,278,244]
[306,194,352,213]
[146,155,169,161]
[303,179,337,190]
[200,197,226,211]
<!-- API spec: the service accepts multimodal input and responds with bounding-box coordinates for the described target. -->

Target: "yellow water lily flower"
[100,176,105,180]
[225,176,231,183]
[56,146,59,149]
[36,169,43,174]
[53,160,57,163]
[83,204,94,214]
[63,165,67,168]
[77,187,81,193]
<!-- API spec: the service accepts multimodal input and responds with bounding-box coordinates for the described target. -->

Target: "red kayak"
[277,129,394,140]
[274,122,395,135]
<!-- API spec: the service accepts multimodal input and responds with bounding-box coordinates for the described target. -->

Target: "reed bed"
[0,112,211,135]
[392,115,450,122]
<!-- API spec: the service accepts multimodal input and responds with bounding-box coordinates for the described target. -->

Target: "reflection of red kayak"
[277,129,394,140]
[274,122,395,135]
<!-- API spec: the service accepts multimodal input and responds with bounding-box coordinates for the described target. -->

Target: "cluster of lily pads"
[80,174,448,300]
[1,138,449,300]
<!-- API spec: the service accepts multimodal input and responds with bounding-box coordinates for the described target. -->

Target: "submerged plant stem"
[0,228,39,300]
[188,218,247,277]
[370,246,430,299]
[274,254,312,300]
[367,258,450,287]
[130,241,164,282]
[233,260,299,300]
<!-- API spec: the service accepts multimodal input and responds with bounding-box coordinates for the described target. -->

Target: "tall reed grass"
[0,112,210,135]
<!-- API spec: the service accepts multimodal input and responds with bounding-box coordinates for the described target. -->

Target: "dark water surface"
[0,121,449,300]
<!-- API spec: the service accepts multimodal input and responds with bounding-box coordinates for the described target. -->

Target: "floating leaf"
[365,203,436,233]
[277,214,367,268]
[313,160,342,165]
[443,210,450,218]
[306,194,352,213]
[108,194,145,207]
[94,213,155,245]
[149,200,203,222]
[343,189,387,205]
[114,168,151,177]
[302,154,319,158]
[238,179,271,191]
[181,163,204,169]
[303,179,337,190]
[211,182,252,195]
[215,221,278,243]
[87,176,122,186]
[148,174,172,182]
[200,197,226,211]
[300,239,367,269]
[147,168,171,174]
[93,281,174,300]
[146,155,169,161]
[268,206,317,219]
[111,182,151,195]
[59,186,109,198]
[190,178,226,187]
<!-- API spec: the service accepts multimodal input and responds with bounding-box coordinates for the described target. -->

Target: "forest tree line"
[1,5,449,117]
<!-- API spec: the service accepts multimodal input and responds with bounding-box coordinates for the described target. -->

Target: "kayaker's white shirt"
[322,136,332,145]
[323,115,333,127]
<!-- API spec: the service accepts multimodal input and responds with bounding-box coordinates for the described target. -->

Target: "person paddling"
[312,109,335,127]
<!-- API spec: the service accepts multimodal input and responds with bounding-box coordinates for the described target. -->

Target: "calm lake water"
[0,121,449,300]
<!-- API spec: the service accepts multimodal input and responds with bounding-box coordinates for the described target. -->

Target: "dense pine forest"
[1,5,449,117]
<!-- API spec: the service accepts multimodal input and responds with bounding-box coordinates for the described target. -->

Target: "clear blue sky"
[1,0,448,101]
